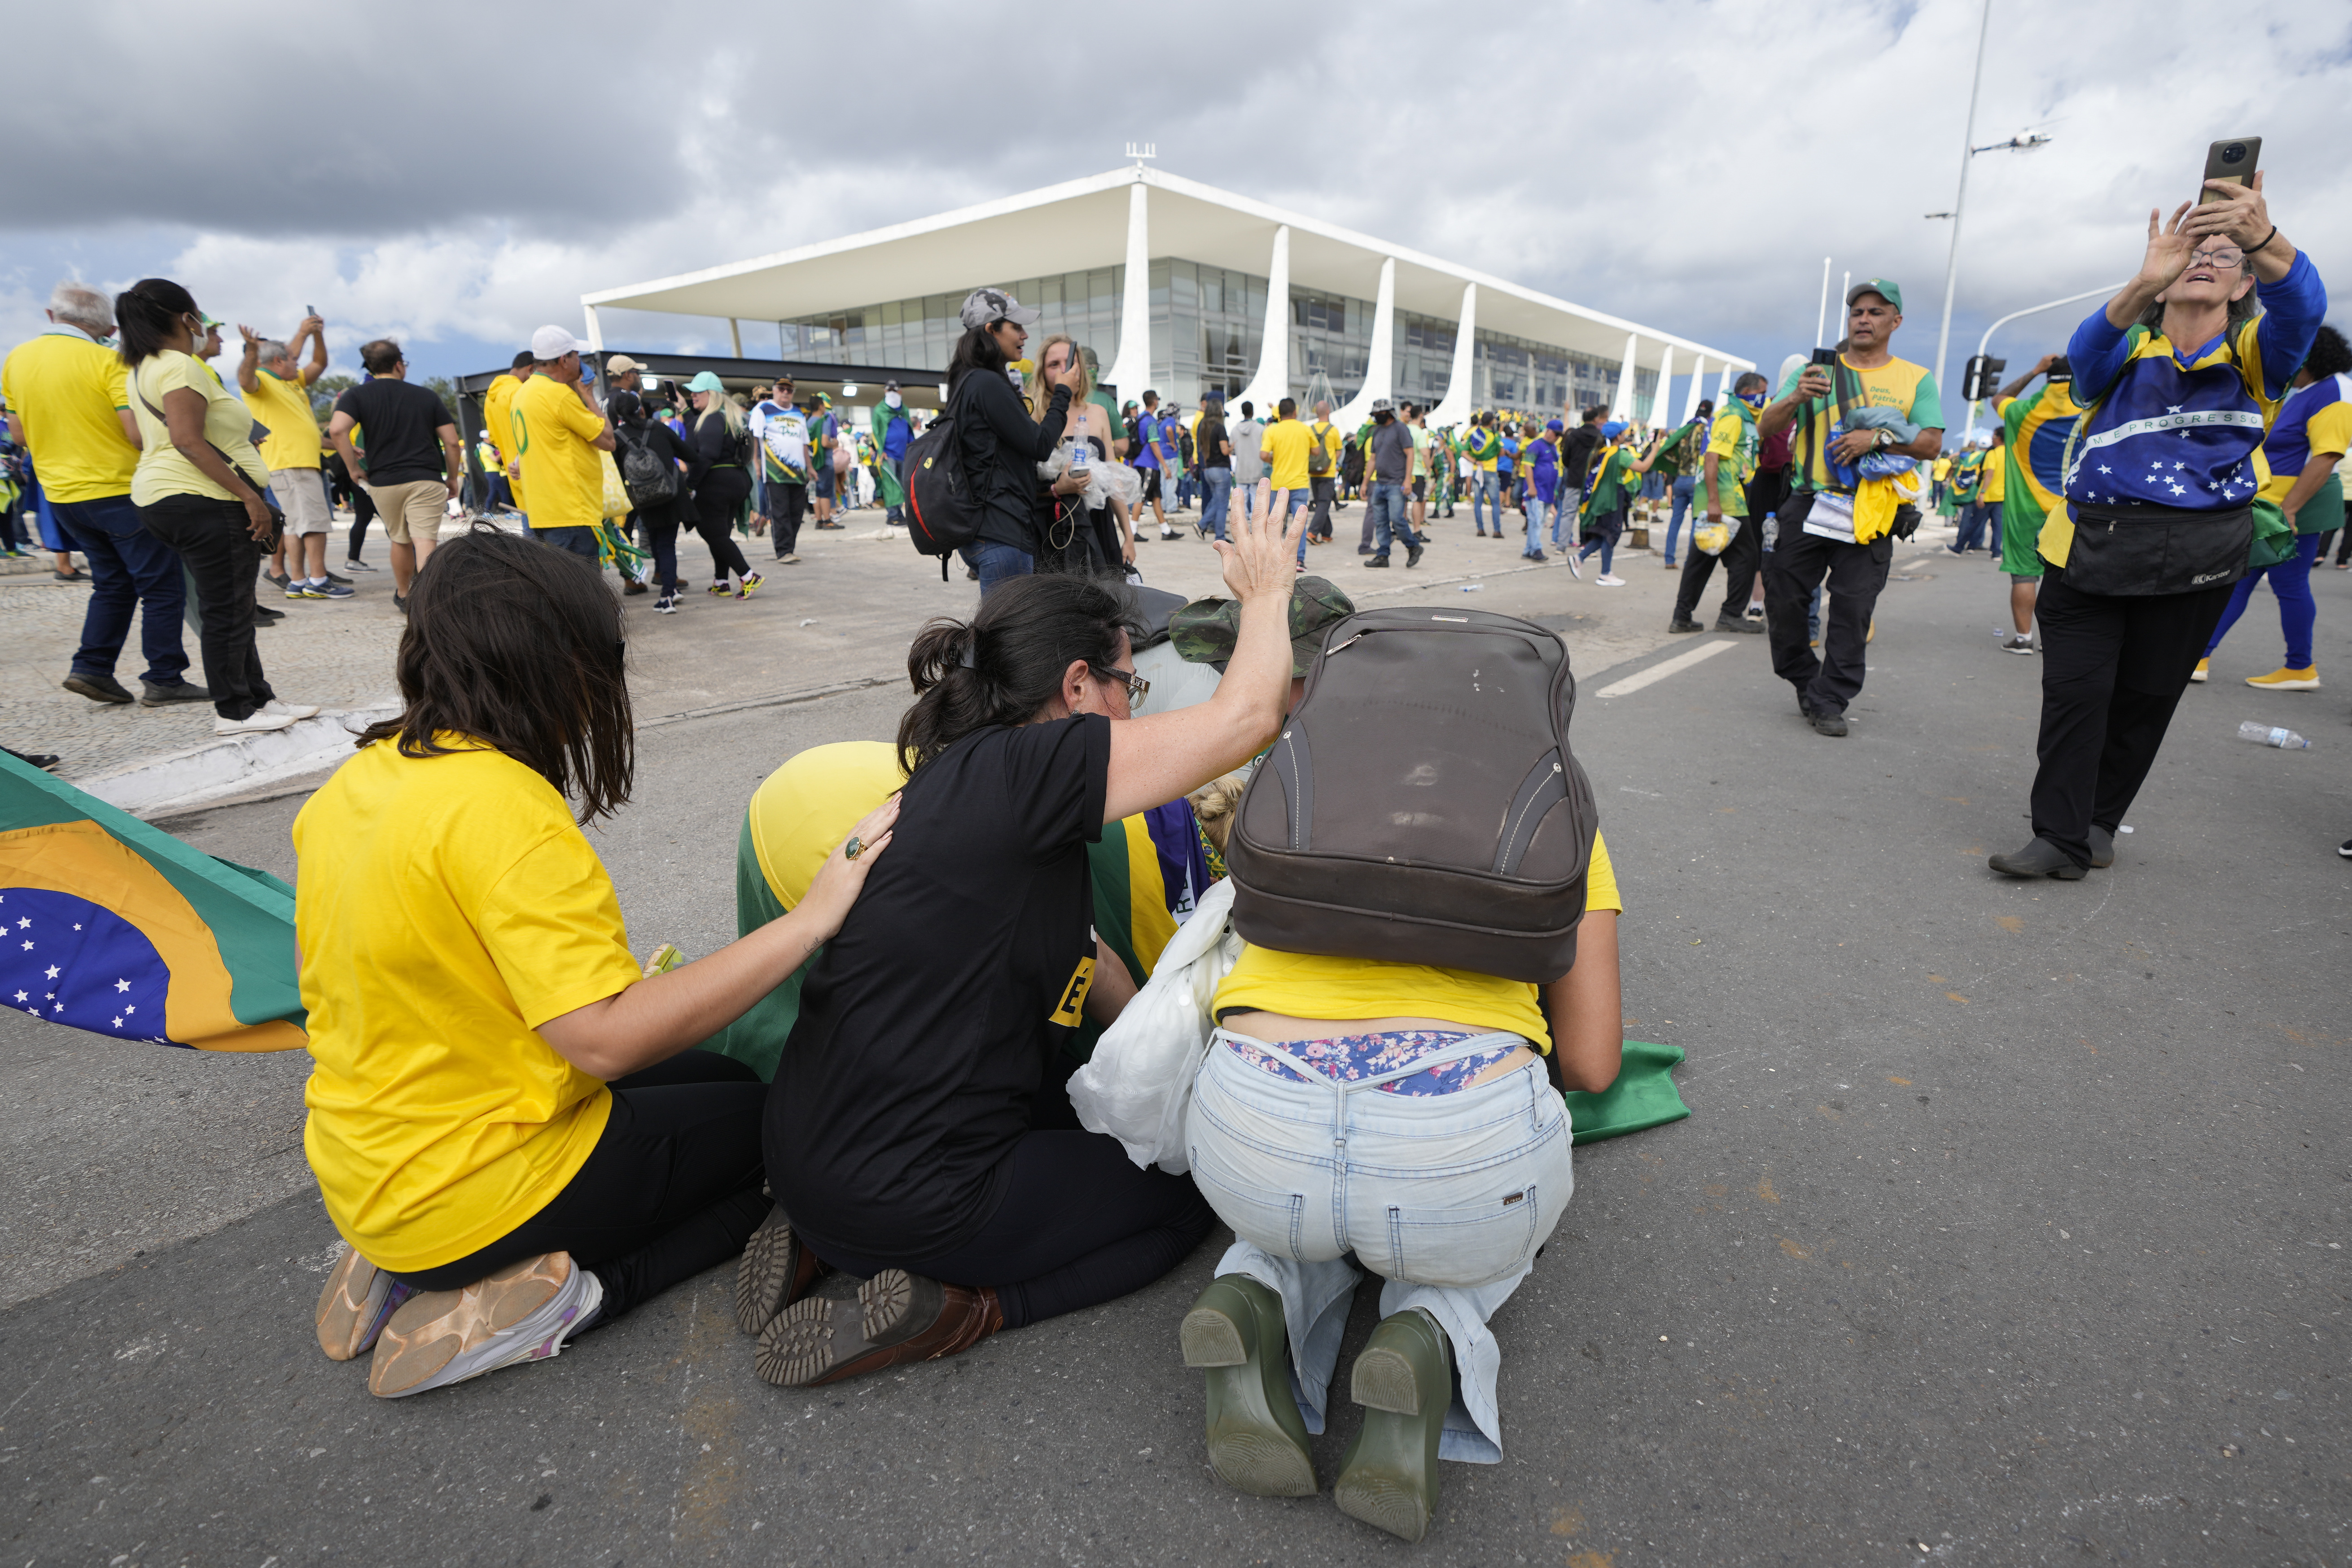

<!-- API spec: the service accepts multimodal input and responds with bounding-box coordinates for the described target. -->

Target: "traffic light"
[1962,355,2007,403]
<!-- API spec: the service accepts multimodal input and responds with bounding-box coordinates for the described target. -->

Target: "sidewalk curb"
[80,704,401,819]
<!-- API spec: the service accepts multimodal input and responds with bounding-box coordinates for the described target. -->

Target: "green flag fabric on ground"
[1566,1040,1691,1144]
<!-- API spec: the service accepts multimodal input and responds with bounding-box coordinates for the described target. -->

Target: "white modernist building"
[584,164,1752,430]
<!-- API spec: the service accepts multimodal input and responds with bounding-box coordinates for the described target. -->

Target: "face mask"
[885,392,901,408]
[1741,392,1767,410]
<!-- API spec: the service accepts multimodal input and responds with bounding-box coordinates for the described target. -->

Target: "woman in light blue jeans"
[1179,839,1623,1542]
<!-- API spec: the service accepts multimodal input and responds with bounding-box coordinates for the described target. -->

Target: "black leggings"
[392,1051,768,1322]
[693,469,753,582]
[812,1130,1214,1331]
[346,481,376,557]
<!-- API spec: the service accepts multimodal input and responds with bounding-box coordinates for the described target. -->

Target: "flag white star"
[13,918,26,930]
[2167,405,2183,414]
[2098,465,2111,475]
[44,965,58,979]
[52,1003,61,1013]
[111,1017,122,1028]
[72,923,81,931]
[18,941,30,951]
[10,991,23,1003]
[124,1005,135,1014]
[114,978,130,993]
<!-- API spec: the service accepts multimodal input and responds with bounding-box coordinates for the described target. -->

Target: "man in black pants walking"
[1669,372,1770,635]
[1758,280,1945,737]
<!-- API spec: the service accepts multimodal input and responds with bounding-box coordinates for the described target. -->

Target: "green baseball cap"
[1846,277,1903,311]
[1170,576,1357,676]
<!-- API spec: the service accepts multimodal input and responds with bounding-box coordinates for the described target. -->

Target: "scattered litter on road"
[2238,722,2310,749]
[1459,582,1485,592]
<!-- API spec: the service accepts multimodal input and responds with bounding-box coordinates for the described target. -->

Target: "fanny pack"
[2062,500,2251,596]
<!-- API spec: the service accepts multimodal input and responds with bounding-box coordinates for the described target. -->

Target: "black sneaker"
[140,679,214,706]
[392,592,407,614]
[1988,837,2088,880]
[2339,837,2352,859]
[1668,618,1704,633]
[1363,555,1391,569]
[63,672,135,705]
[1811,713,1849,738]
[1713,616,1764,635]
[1405,543,1424,568]
[263,569,291,590]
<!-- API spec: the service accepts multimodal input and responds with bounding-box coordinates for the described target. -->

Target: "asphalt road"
[4,543,2349,1566]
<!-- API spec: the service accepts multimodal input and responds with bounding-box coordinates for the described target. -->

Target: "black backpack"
[1225,607,1597,983]
[903,380,983,578]
[616,426,677,509]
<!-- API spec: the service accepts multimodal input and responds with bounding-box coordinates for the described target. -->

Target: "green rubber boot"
[1332,1308,1451,1542]
[1181,1275,1317,1497]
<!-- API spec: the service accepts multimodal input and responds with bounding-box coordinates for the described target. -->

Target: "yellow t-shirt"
[293,740,642,1273]
[125,350,269,506]
[246,368,323,471]
[512,373,607,529]
[0,329,136,503]
[1212,833,1623,1053]
[482,372,526,507]
[1701,409,1753,510]
[2259,402,2352,504]
[1310,420,1341,475]
[1261,419,1315,491]
[1979,448,2006,504]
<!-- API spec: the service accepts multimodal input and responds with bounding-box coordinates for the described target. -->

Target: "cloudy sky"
[5,0,2346,407]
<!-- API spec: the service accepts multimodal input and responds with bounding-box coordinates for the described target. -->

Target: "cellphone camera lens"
[2221,143,2246,165]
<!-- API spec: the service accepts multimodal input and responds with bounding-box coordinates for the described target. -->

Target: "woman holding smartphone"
[1992,166,2325,880]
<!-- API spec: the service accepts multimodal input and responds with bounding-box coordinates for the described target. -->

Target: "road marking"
[1595,639,1735,699]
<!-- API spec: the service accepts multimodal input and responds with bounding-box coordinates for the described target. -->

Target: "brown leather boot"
[754,1269,1003,1388]
[733,1205,831,1336]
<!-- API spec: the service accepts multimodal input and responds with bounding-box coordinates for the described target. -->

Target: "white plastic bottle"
[2238,721,2312,749]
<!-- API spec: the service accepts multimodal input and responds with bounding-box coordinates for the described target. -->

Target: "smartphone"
[1809,347,1840,367]
[305,303,316,319]
[2200,137,2260,203]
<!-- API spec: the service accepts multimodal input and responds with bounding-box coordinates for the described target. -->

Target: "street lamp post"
[1931,0,1994,412]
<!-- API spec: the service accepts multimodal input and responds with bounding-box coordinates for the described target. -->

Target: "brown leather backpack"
[1224,607,1597,983]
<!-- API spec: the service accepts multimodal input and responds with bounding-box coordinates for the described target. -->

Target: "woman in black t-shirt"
[746,503,1305,1388]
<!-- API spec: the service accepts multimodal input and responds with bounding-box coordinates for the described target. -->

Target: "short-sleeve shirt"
[1702,409,1757,512]
[1,329,136,503]
[333,378,452,486]
[1369,419,1414,483]
[1196,415,1230,468]
[293,740,642,1273]
[246,369,323,471]
[1774,353,1943,495]
[125,350,269,505]
[1213,833,1623,1053]
[512,373,608,529]
[1133,412,1161,469]
[767,715,1113,1262]
[1262,418,1314,491]
[2261,373,2352,493]
[1978,445,2007,505]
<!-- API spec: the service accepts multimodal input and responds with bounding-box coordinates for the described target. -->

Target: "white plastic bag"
[1066,880,1242,1174]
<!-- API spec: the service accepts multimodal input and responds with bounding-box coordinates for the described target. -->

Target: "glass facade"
[778,257,1641,418]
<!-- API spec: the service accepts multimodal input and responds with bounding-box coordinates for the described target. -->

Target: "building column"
[1609,332,1640,420]
[1099,176,1155,403]
[1715,364,1735,409]
[1682,354,1706,420]
[582,304,606,353]
[1234,225,1292,418]
[1425,284,1479,430]
[1650,344,1675,429]
[1332,257,1397,427]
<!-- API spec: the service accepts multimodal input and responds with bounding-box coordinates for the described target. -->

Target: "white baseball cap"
[531,325,581,360]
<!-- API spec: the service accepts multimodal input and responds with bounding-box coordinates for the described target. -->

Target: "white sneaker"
[215,710,297,736]
[1595,574,1627,587]
[260,699,321,721]
[368,1252,602,1399]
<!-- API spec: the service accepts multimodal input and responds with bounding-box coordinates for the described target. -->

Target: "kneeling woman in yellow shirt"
[1182,838,1623,1542]
[296,528,896,1399]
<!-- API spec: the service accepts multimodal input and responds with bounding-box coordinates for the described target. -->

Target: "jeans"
[1665,475,1697,565]
[1200,468,1234,540]
[1953,501,1996,554]
[975,539,1034,596]
[1468,469,1499,532]
[133,495,271,718]
[1576,507,1625,576]
[1523,495,1554,555]
[52,494,189,687]
[536,524,602,563]
[394,1052,768,1323]
[1186,1030,1573,1464]
[1366,481,1415,557]
[2204,530,2321,666]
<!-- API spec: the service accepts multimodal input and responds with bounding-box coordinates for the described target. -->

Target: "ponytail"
[895,574,1143,775]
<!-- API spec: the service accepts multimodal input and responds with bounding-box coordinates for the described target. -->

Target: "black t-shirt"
[1196,416,1229,469]
[766,714,1112,1261]
[332,379,452,485]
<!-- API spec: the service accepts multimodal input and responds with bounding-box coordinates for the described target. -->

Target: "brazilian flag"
[0,751,304,1051]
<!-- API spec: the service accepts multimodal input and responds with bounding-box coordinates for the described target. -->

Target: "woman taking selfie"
[298,528,895,1399]
[1031,330,1132,575]
[743,500,1305,1388]
[1993,167,2324,880]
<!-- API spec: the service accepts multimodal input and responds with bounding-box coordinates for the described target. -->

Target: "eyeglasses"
[1090,664,1149,704]
[2188,248,2245,269]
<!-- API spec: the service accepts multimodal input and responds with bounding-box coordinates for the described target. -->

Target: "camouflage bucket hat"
[1169,576,1357,676]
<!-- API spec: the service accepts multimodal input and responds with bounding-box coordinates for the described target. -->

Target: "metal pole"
[1839,271,1850,341]
[1932,0,1994,416]
[1960,281,2124,438]
[1815,257,1832,347]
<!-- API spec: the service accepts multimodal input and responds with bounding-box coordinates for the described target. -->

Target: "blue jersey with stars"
[2059,250,2326,515]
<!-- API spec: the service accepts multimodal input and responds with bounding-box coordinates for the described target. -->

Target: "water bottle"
[1070,411,1091,475]
[2238,721,2311,749]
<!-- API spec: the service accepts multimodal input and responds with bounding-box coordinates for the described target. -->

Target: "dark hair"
[608,388,644,424]
[1240,401,1254,419]
[361,338,403,374]
[897,574,1145,775]
[1582,406,1606,424]
[2299,324,2352,382]
[946,323,1008,396]
[511,350,536,371]
[1277,396,1297,419]
[354,526,634,821]
[114,277,198,368]
[1734,372,1769,394]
